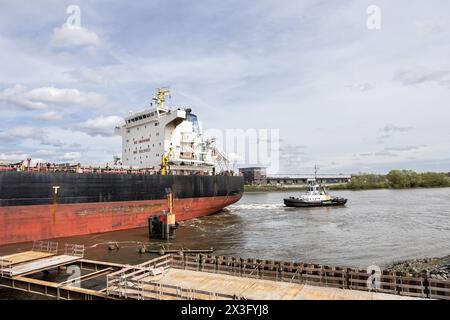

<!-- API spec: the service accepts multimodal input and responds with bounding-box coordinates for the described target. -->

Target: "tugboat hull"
[283,198,347,208]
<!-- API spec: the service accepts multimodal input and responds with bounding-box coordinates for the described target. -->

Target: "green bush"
[346,173,389,190]
[348,170,450,190]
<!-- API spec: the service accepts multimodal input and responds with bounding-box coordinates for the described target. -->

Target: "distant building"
[238,167,267,185]
[238,168,351,186]
[267,174,351,186]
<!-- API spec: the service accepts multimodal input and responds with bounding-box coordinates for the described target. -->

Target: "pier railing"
[64,244,85,257]
[170,253,450,300]
[3,246,450,300]
[32,240,58,254]
[106,255,239,300]
[0,259,12,277]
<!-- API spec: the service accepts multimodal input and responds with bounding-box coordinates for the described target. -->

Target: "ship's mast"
[152,87,171,110]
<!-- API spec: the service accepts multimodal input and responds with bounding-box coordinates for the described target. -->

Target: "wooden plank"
[11,255,81,276]
[136,255,171,268]
[77,259,126,273]
[0,251,55,265]
[429,286,450,293]
[11,275,110,299]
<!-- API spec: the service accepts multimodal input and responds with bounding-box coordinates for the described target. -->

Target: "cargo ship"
[0,88,244,246]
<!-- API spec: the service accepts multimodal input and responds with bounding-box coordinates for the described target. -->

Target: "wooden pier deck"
[8,255,81,276]
[107,268,416,300]
[0,251,55,265]
[105,261,417,300]
[1,243,449,300]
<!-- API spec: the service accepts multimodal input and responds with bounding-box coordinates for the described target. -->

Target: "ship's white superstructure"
[297,179,331,203]
[115,88,225,173]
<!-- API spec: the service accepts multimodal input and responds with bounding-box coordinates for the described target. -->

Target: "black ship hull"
[0,172,244,245]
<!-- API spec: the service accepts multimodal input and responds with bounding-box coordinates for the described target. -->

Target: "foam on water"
[228,203,284,211]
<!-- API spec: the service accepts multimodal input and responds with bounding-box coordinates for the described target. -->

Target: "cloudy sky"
[1,0,449,174]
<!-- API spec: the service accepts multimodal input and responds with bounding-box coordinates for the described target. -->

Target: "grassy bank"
[245,170,450,192]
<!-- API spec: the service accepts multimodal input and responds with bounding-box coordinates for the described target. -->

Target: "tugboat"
[283,176,347,208]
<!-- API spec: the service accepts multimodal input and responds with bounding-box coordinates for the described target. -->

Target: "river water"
[1,188,449,271]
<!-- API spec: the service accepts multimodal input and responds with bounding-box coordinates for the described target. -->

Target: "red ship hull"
[0,194,242,246]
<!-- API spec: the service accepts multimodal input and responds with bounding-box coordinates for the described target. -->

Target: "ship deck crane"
[161,147,174,175]
[213,146,231,172]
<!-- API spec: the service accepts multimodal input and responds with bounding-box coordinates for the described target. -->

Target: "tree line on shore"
[339,170,450,190]
[245,170,450,191]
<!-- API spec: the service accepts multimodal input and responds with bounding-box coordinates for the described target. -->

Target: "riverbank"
[386,256,450,280]
[245,170,450,192]
[244,184,450,192]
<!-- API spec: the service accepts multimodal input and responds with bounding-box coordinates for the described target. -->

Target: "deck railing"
[32,240,59,254]
[0,259,12,277]
[169,253,450,300]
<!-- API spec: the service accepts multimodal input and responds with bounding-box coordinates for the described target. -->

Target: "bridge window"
[187,114,200,132]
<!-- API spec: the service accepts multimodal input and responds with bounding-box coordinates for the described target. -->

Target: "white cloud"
[40,137,64,147]
[34,149,57,156]
[394,68,450,87]
[0,127,44,139]
[1,1,450,173]
[67,67,117,86]
[35,111,63,121]
[0,126,64,147]
[0,85,47,109]
[27,87,105,107]
[383,125,415,133]
[51,24,100,48]
[346,83,374,92]
[74,115,123,137]
[0,152,30,163]
[384,145,425,152]
[59,152,81,161]
[0,85,108,110]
